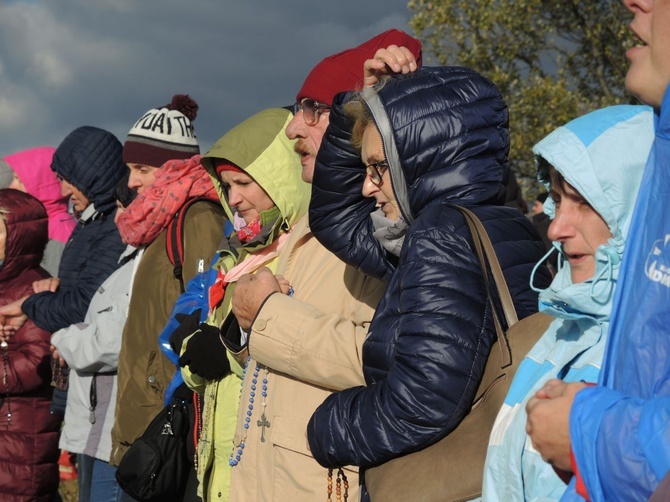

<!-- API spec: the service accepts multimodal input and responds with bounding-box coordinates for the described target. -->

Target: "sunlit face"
[0,217,6,261]
[59,178,90,213]
[531,200,544,215]
[8,172,26,192]
[218,166,275,225]
[127,163,159,193]
[623,0,670,108]
[360,124,401,221]
[547,181,613,284]
[285,101,330,183]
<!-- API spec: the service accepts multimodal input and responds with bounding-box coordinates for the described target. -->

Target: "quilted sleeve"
[307,222,496,468]
[22,220,125,332]
[310,92,395,282]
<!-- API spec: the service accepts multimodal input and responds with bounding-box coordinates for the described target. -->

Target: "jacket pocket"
[270,415,357,474]
[146,350,164,396]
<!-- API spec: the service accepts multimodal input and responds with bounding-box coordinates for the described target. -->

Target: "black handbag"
[116,398,191,502]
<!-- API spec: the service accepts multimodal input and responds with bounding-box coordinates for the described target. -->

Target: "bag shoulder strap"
[166,197,220,293]
[454,206,518,367]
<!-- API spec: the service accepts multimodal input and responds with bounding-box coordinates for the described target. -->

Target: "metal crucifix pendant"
[257,413,271,442]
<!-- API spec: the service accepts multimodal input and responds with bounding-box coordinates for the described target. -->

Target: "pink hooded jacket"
[4,147,76,243]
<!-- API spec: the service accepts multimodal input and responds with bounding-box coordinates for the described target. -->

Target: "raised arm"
[310,92,394,282]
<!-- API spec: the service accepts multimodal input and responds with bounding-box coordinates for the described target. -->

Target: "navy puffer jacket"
[22,126,127,332]
[307,67,551,471]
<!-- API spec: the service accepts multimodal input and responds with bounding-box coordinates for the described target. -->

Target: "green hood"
[201,108,310,233]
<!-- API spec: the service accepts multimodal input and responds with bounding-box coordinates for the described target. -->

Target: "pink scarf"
[208,231,290,312]
[116,155,218,247]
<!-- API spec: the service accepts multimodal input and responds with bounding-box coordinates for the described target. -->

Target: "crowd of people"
[0,0,668,500]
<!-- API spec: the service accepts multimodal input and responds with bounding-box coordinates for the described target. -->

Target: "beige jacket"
[227,215,385,501]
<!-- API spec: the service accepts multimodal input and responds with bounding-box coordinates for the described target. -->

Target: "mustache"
[294,140,314,157]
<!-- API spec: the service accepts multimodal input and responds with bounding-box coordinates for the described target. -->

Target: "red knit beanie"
[215,160,243,177]
[296,29,422,107]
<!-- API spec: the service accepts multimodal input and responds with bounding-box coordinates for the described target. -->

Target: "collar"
[78,204,99,223]
[119,244,138,263]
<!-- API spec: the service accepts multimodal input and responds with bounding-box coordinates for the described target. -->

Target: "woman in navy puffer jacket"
[19,126,127,333]
[307,67,552,482]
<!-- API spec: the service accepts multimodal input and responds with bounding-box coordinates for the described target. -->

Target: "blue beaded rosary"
[229,285,293,467]
[229,356,269,467]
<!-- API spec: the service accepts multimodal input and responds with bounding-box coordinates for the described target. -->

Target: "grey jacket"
[51,249,137,461]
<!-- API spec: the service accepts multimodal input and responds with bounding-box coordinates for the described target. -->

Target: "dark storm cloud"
[0,0,412,155]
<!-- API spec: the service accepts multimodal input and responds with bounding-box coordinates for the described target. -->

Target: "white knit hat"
[122,94,200,167]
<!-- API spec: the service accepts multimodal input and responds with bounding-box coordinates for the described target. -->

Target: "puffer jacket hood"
[4,146,75,243]
[0,188,48,283]
[311,66,514,283]
[534,105,654,317]
[51,126,127,214]
[201,108,310,232]
[363,66,510,223]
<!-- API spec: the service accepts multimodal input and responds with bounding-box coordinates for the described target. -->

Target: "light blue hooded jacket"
[564,88,670,501]
[482,105,654,501]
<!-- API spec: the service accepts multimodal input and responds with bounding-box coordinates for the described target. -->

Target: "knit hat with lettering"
[296,29,423,107]
[123,94,200,168]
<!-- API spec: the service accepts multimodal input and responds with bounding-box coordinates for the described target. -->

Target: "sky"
[0,0,417,156]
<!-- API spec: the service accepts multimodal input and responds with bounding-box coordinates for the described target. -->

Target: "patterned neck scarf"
[116,155,218,247]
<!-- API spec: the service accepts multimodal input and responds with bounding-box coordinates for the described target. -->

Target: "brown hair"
[547,164,573,204]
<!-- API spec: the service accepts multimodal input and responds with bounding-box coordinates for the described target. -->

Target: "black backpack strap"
[166,198,220,293]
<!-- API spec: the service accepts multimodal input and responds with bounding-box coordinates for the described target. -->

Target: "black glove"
[178,323,231,380]
[169,309,202,353]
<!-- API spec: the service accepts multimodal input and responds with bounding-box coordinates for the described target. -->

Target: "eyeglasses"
[293,98,330,126]
[365,160,389,186]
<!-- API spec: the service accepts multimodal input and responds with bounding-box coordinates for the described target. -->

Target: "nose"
[362,174,379,198]
[285,112,306,140]
[622,0,649,12]
[547,207,574,243]
[127,170,142,191]
[60,180,73,197]
[227,186,243,207]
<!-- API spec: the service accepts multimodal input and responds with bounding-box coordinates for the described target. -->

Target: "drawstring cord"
[530,244,560,293]
[589,246,620,301]
[530,242,620,304]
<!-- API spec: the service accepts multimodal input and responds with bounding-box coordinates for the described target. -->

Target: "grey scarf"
[371,209,408,257]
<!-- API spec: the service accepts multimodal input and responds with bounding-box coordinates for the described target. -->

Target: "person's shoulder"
[182,199,225,222]
[411,203,468,234]
[87,215,124,245]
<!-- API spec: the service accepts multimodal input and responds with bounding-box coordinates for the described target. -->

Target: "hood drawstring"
[530,244,561,293]
[589,246,621,302]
